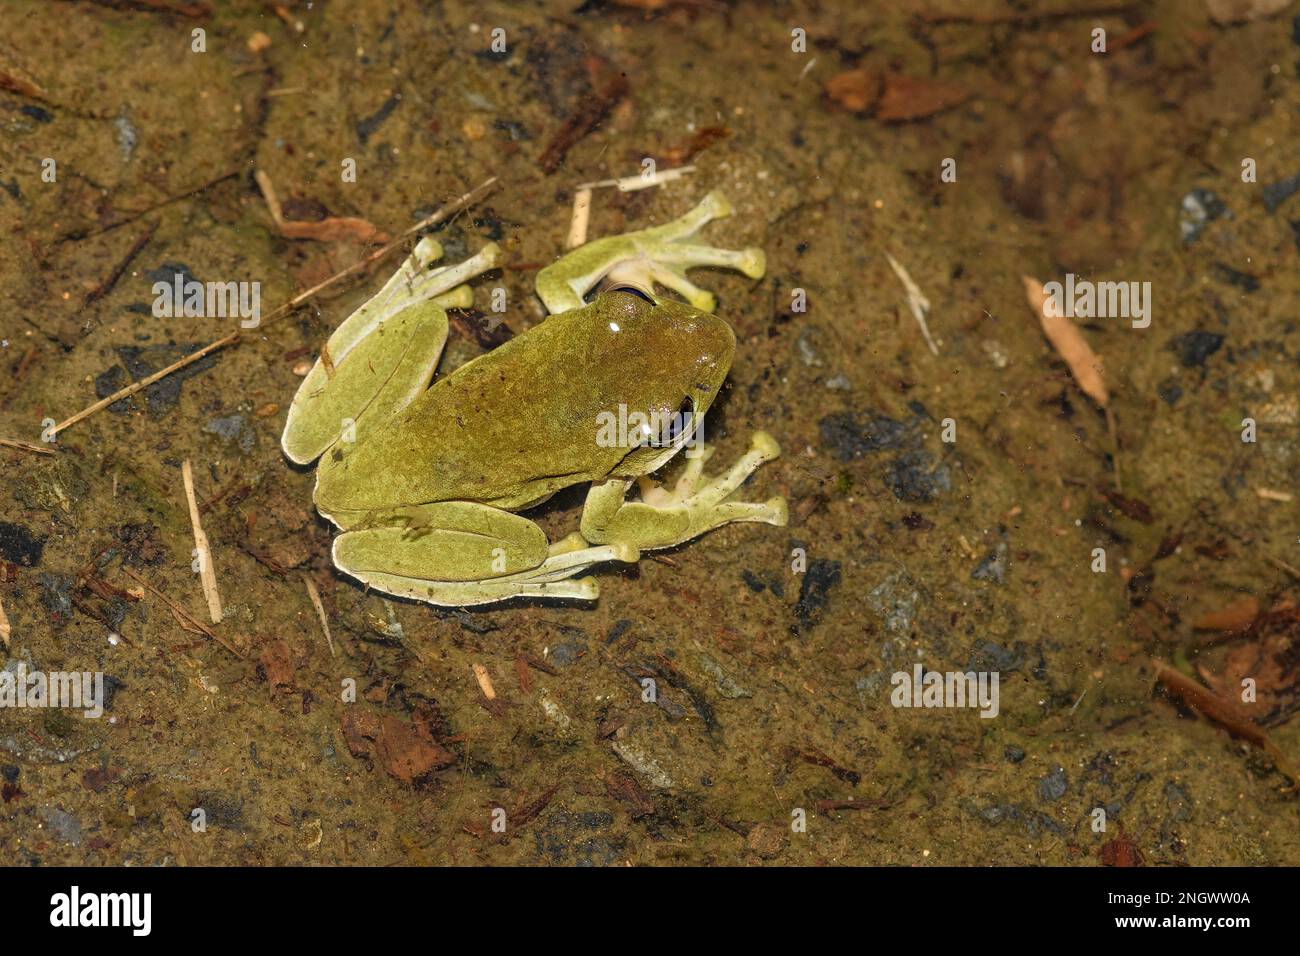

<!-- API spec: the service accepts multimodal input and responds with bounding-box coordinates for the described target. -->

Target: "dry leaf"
[1023,275,1109,407]
[1193,594,1259,632]
[255,169,389,244]
[276,217,389,244]
[825,69,882,113]
[875,72,970,122]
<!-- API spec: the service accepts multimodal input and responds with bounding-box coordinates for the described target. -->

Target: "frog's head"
[593,285,735,477]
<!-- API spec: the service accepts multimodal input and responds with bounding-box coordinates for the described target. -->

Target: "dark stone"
[1,765,18,783]
[1168,330,1224,368]
[883,450,950,503]
[1038,766,1068,802]
[0,522,45,567]
[741,569,765,593]
[604,619,632,645]
[970,801,1065,836]
[20,105,52,123]
[97,340,220,418]
[1164,781,1193,823]
[550,639,587,667]
[1261,172,1300,213]
[39,573,73,619]
[971,543,1009,584]
[1212,263,1260,293]
[1156,377,1183,406]
[794,559,841,632]
[969,640,1024,673]
[101,676,125,710]
[818,412,909,461]
[193,790,244,829]
[94,365,133,414]
[534,809,621,866]
[1004,745,1026,764]
[145,261,199,288]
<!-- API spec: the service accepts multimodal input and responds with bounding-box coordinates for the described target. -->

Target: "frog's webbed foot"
[535,190,765,314]
[580,431,787,552]
[281,239,501,465]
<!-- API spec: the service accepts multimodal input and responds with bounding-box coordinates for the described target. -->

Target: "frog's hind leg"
[281,240,501,464]
[580,431,787,552]
[534,190,765,314]
[332,502,638,607]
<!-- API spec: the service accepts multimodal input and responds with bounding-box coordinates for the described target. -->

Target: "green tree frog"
[281,190,786,607]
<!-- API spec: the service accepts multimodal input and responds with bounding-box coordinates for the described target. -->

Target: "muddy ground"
[1,0,1298,865]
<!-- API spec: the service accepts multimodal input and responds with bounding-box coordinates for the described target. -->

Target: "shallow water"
[1,0,1297,865]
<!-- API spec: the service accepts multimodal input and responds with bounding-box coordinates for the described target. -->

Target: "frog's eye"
[611,286,654,304]
[646,396,695,448]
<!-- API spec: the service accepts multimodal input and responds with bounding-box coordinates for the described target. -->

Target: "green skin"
[281,190,785,607]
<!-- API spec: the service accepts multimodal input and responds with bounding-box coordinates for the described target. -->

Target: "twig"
[81,223,156,310]
[48,176,499,437]
[574,165,696,192]
[0,437,55,455]
[51,333,239,437]
[302,573,336,657]
[885,252,939,356]
[1267,555,1300,581]
[120,567,244,658]
[568,166,697,249]
[0,594,10,649]
[1256,488,1293,503]
[568,188,592,249]
[55,168,239,244]
[539,61,629,173]
[182,459,223,624]
[1152,658,1298,793]
[53,0,211,17]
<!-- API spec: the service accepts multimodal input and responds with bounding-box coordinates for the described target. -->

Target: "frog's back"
[313,294,733,515]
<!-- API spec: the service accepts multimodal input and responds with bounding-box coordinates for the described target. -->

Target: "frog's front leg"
[579,431,787,552]
[281,238,500,465]
[535,190,765,315]
[332,502,638,607]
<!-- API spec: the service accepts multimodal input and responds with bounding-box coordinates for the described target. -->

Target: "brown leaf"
[1218,605,1300,723]
[874,72,970,122]
[1024,275,1109,407]
[1099,830,1145,867]
[1193,595,1259,633]
[258,638,297,693]
[277,217,389,244]
[340,708,382,759]
[81,767,120,793]
[825,69,882,113]
[374,715,455,784]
